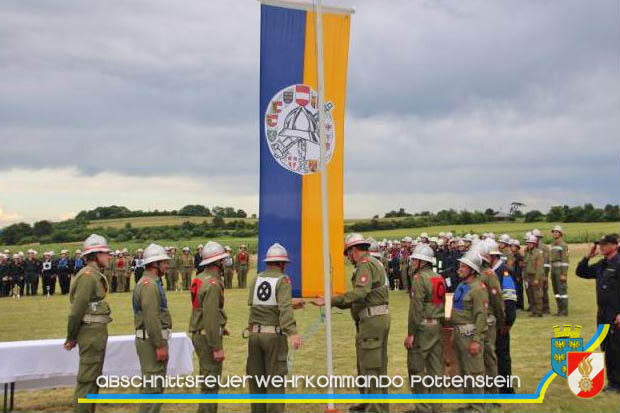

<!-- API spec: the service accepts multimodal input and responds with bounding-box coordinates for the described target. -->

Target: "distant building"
[493,211,512,221]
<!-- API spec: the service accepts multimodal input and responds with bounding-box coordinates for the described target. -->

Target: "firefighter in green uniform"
[103,252,115,293]
[223,246,234,289]
[180,247,195,291]
[550,225,569,316]
[404,244,445,413]
[524,235,544,317]
[477,240,506,399]
[165,247,180,291]
[247,243,303,413]
[190,241,229,413]
[313,233,391,413]
[64,234,113,413]
[133,243,173,413]
[533,229,551,314]
[236,245,250,288]
[498,234,515,272]
[452,250,488,413]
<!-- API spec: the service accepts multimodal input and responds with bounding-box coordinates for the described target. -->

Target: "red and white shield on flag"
[567,352,605,398]
[295,85,310,106]
[287,155,297,169]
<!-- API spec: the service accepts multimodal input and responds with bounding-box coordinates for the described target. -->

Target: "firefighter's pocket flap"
[360,337,381,350]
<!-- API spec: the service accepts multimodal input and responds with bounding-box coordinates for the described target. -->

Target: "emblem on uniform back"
[256,281,272,302]
[264,84,335,175]
[551,324,583,378]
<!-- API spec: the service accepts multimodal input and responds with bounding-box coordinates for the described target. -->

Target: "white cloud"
[0,0,618,223]
[0,204,23,226]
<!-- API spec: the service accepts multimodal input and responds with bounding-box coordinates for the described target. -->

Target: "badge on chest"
[252,276,279,306]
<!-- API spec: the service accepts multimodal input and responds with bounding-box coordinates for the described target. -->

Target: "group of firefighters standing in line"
[378,227,570,318]
[63,226,573,413]
[0,243,251,298]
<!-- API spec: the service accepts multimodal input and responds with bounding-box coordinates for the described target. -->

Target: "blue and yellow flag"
[258,1,351,297]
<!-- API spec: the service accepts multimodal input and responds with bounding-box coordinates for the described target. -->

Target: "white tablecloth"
[0,332,194,391]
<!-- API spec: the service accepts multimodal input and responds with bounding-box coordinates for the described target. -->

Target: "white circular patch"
[264,84,335,175]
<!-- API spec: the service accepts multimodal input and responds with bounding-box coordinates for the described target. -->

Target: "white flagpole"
[314,0,335,411]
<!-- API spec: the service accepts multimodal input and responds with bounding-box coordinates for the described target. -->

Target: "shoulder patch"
[283,276,291,284]
[358,274,368,284]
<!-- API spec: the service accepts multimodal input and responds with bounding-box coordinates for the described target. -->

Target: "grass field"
[1,244,619,412]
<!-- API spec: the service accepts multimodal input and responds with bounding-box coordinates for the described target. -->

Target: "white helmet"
[499,234,511,244]
[510,239,521,247]
[463,234,473,242]
[197,244,204,249]
[82,234,111,256]
[200,241,229,266]
[487,232,496,240]
[420,232,429,239]
[75,249,82,255]
[18,251,24,258]
[477,238,499,263]
[437,238,446,247]
[458,250,483,273]
[524,231,532,240]
[552,225,563,234]
[429,236,439,243]
[60,249,69,255]
[3,249,9,254]
[182,247,190,252]
[143,243,170,266]
[12,253,20,260]
[367,238,382,259]
[225,246,232,252]
[264,243,290,263]
[446,232,453,239]
[526,235,539,244]
[402,236,413,244]
[136,248,144,253]
[344,233,371,254]
[532,228,542,237]
[439,232,446,237]
[410,244,435,264]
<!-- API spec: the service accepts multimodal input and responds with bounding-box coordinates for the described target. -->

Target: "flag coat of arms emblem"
[551,337,582,378]
[567,352,605,398]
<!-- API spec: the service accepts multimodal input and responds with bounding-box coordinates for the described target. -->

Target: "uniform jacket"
[576,253,620,324]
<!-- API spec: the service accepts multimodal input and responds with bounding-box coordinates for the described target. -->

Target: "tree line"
[1,203,617,246]
[0,215,257,246]
[349,203,619,232]
[75,204,249,221]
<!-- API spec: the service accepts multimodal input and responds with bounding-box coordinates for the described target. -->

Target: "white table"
[0,332,194,411]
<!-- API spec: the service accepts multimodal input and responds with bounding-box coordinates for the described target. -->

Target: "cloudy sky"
[0,0,618,226]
